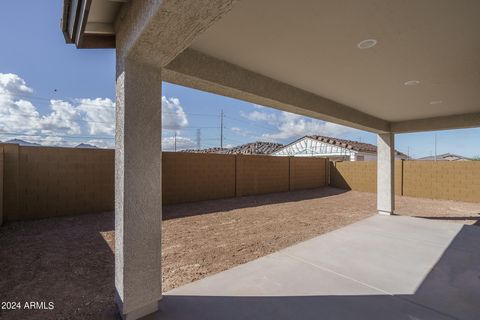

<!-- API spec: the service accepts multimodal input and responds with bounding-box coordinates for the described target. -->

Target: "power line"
[224,115,278,133]
[223,137,244,144]
[174,132,177,152]
[1,93,221,117]
[2,92,284,145]
[0,92,116,109]
[0,113,114,125]
[0,131,114,140]
[196,129,201,149]
[163,126,220,131]
[220,109,224,149]
[0,110,221,128]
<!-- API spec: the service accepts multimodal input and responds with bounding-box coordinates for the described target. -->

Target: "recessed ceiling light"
[404,80,420,86]
[357,39,377,49]
[429,100,443,105]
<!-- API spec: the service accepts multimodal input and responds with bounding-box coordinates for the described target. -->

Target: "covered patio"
[61,0,480,319]
[160,215,480,320]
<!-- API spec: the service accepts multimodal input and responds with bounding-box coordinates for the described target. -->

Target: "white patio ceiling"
[190,0,480,123]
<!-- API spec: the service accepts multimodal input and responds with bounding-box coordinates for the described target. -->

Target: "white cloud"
[0,73,33,95]
[162,136,196,151]
[162,96,188,130]
[0,74,40,135]
[263,112,355,140]
[77,98,115,135]
[0,73,354,149]
[84,139,114,149]
[240,110,277,125]
[253,104,269,110]
[0,73,190,149]
[40,100,81,135]
[241,107,356,141]
[231,127,255,137]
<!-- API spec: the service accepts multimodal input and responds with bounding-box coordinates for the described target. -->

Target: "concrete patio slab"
[152,215,480,320]
[281,215,464,293]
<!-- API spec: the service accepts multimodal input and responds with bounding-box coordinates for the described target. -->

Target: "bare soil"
[0,187,478,319]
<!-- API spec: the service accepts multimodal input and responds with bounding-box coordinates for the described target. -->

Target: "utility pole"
[196,129,201,149]
[220,109,224,149]
[434,133,437,161]
[174,132,177,152]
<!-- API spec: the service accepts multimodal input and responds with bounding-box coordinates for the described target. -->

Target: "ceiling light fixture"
[357,39,377,49]
[429,100,443,105]
[404,80,420,86]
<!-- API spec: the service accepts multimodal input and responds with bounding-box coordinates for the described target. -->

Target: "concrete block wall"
[164,153,328,202]
[0,145,3,225]
[2,144,20,220]
[330,160,480,203]
[235,155,290,197]
[290,157,328,191]
[162,152,236,205]
[403,161,480,202]
[0,145,329,221]
[329,161,403,195]
[330,161,375,192]
[2,144,114,221]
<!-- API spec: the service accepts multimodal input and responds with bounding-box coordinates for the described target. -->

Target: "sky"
[0,1,479,158]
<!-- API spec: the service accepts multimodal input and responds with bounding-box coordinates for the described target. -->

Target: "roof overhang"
[62,0,480,134]
[61,0,122,48]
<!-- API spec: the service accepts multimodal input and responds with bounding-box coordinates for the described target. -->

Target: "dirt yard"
[0,187,479,319]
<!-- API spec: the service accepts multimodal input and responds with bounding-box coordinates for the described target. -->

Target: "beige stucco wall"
[330,160,480,203]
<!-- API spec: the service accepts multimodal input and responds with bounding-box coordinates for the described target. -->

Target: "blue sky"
[0,1,479,158]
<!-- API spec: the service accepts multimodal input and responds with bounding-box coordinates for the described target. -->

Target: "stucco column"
[377,133,395,215]
[115,56,163,320]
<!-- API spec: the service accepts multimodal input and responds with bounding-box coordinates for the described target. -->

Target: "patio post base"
[116,293,161,320]
[378,210,393,215]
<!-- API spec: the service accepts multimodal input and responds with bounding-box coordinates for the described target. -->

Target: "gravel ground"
[0,187,479,319]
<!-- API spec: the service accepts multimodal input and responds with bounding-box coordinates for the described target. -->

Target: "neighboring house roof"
[181,142,283,155]
[309,135,377,153]
[181,147,229,154]
[274,135,408,158]
[224,142,283,155]
[417,153,472,161]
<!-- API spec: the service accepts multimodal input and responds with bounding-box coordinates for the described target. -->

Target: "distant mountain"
[3,138,40,146]
[75,143,98,149]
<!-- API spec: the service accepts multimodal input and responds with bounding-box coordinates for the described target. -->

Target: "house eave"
[61,0,117,49]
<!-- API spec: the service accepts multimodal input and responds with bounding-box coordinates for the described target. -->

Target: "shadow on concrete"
[414,215,480,226]
[163,187,348,220]
[155,295,436,320]
[152,223,480,320]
